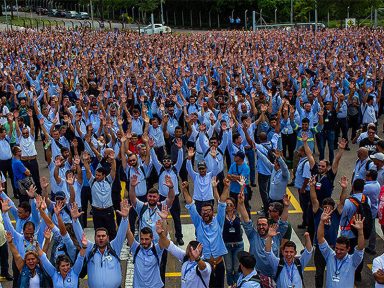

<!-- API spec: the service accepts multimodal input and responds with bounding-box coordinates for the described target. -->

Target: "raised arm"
[181,181,192,204]
[302,132,315,168]
[5,232,24,272]
[309,177,320,213]
[237,190,250,222]
[317,207,332,244]
[337,176,349,214]
[332,138,346,174]
[351,214,365,251]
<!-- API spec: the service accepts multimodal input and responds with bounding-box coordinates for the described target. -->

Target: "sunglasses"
[163,159,172,163]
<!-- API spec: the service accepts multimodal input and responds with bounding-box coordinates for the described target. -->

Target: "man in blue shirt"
[236,252,261,288]
[181,177,230,288]
[318,207,365,287]
[11,146,31,203]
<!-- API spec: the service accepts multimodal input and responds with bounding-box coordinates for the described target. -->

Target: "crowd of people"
[0,26,384,288]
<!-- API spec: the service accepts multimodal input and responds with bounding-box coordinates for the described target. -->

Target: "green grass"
[0,16,57,28]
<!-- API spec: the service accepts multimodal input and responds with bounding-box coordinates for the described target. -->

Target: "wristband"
[195,257,201,263]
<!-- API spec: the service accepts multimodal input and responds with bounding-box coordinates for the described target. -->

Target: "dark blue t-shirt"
[314,208,341,246]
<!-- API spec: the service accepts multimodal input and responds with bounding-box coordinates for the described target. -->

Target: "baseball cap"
[197,161,207,169]
[370,152,384,162]
[55,191,66,200]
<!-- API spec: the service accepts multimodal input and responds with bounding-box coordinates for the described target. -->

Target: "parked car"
[57,10,67,17]
[48,9,58,16]
[75,12,89,20]
[139,24,171,35]
[66,11,79,18]
[36,7,48,15]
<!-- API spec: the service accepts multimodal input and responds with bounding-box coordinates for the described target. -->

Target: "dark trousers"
[208,260,225,288]
[318,130,335,163]
[160,194,183,240]
[92,206,117,240]
[0,241,9,275]
[21,158,42,194]
[281,133,296,161]
[80,186,92,228]
[258,173,270,214]
[128,195,147,233]
[348,237,364,279]
[0,158,16,197]
[314,244,327,288]
[299,189,310,226]
[160,249,168,285]
[12,259,19,288]
[335,117,348,147]
[112,189,122,226]
[348,114,360,140]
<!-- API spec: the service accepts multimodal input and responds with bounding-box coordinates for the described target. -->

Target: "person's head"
[23,221,35,241]
[56,255,71,276]
[234,151,245,165]
[162,154,173,168]
[24,251,39,270]
[0,127,6,139]
[301,118,310,131]
[282,241,297,264]
[256,217,269,237]
[127,153,138,167]
[352,179,365,194]
[335,236,350,259]
[55,191,66,207]
[232,132,242,145]
[366,169,378,181]
[322,197,336,211]
[197,161,207,176]
[325,101,333,111]
[209,136,219,148]
[18,201,32,220]
[186,240,201,261]
[151,117,159,128]
[174,126,183,138]
[95,167,107,182]
[225,197,236,214]
[370,152,384,168]
[376,140,384,153]
[237,251,256,274]
[200,202,214,224]
[140,227,153,249]
[269,116,277,128]
[12,146,22,157]
[268,202,283,221]
[61,147,70,159]
[95,227,109,248]
[318,159,330,174]
[259,132,267,143]
[146,188,160,207]
[52,128,60,140]
[367,127,376,141]
[21,127,30,139]
[55,155,65,168]
[357,147,369,160]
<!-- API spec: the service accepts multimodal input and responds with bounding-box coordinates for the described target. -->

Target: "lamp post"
[347,6,350,18]
[290,0,293,24]
[160,0,164,24]
[275,8,277,24]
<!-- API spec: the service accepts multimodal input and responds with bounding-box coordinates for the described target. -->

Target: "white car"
[139,24,171,35]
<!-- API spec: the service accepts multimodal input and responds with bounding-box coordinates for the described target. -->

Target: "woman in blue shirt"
[37,233,88,288]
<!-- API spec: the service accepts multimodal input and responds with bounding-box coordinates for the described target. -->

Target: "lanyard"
[148,207,158,220]
[334,256,347,276]
[183,262,197,279]
[357,160,366,172]
[285,263,295,284]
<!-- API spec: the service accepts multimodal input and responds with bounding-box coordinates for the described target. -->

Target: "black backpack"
[349,195,373,240]
[274,257,303,286]
[79,243,120,278]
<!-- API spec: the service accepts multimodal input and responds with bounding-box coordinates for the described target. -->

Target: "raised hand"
[223,177,231,187]
[209,146,217,158]
[301,132,308,142]
[211,176,219,188]
[54,201,64,215]
[40,197,47,210]
[66,174,74,186]
[339,176,348,189]
[237,175,246,186]
[157,204,169,220]
[320,206,332,223]
[267,223,280,237]
[81,233,88,247]
[0,199,11,213]
[70,202,84,220]
[164,175,174,188]
[26,184,37,198]
[238,191,245,205]
[155,220,164,235]
[5,231,13,243]
[190,243,203,260]
[309,176,317,187]
[44,227,52,240]
[338,138,347,149]
[181,181,189,190]
[73,155,81,166]
[351,214,364,231]
[187,147,195,159]
[116,199,130,218]
[282,194,291,207]
[175,138,183,149]
[40,177,49,190]
[148,137,155,148]
[130,174,139,187]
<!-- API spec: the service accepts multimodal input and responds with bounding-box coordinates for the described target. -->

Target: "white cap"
[370,153,384,162]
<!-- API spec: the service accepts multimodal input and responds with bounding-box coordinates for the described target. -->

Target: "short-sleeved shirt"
[12,158,27,188]
[294,157,311,191]
[311,166,336,203]
[372,254,384,288]
[89,175,113,208]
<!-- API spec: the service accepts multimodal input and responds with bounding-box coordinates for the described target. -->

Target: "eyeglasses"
[198,167,206,170]
[163,159,172,163]
[226,203,234,207]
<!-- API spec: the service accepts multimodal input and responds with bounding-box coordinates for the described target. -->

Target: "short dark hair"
[19,201,32,214]
[12,146,21,155]
[322,197,336,209]
[336,236,350,248]
[232,132,241,142]
[302,118,310,124]
[147,188,159,194]
[0,127,5,133]
[256,216,269,223]
[56,255,71,268]
[282,241,297,251]
[366,169,378,181]
[96,167,107,176]
[140,227,153,238]
[95,227,109,236]
[23,221,35,232]
[201,202,213,211]
[352,179,365,193]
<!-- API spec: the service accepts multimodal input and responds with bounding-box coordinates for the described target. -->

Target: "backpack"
[133,244,160,265]
[237,273,262,288]
[79,243,120,278]
[137,203,163,226]
[352,159,372,181]
[274,257,303,286]
[349,195,373,240]
[159,165,178,178]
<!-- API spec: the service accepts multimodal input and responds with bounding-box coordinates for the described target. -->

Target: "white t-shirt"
[19,135,37,157]
[372,254,384,288]
[29,273,40,288]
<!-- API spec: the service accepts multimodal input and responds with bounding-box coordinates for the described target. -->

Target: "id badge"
[229,227,236,233]
[332,275,340,282]
[315,182,322,190]
[325,118,329,123]
[147,219,153,225]
[284,128,289,134]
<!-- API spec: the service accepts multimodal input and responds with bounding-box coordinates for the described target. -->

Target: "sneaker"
[365,248,377,255]
[176,238,184,246]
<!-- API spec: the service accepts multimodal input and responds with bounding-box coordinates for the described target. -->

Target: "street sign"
[345,18,356,28]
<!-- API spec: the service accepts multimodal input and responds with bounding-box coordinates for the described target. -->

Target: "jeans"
[0,241,9,275]
[223,242,244,286]
[257,173,270,214]
[80,186,92,228]
[318,130,335,163]
[0,159,16,197]
[281,133,296,161]
[245,148,256,185]
[92,206,117,240]
[335,117,348,147]
[299,189,310,226]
